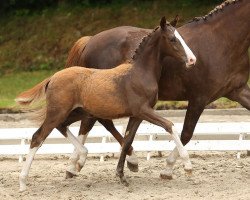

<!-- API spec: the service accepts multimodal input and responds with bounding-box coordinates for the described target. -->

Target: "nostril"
[189,58,196,65]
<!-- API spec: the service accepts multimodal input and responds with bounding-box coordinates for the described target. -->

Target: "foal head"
[159,16,196,67]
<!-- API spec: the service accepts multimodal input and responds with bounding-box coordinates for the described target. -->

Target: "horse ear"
[170,15,179,27]
[160,16,166,30]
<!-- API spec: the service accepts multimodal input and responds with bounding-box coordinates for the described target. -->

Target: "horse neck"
[185,1,250,56]
[132,36,162,82]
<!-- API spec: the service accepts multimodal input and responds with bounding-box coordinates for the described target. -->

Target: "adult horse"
[16,18,196,191]
[65,0,250,179]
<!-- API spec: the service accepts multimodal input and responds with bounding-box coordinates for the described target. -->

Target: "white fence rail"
[0,122,249,161]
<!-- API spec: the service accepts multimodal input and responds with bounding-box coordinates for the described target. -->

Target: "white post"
[236,133,245,159]
[146,134,154,161]
[19,138,26,163]
[100,136,107,162]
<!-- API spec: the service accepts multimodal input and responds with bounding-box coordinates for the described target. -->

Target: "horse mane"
[131,26,160,61]
[188,0,243,23]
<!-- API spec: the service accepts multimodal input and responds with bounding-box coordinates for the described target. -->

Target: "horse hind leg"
[98,118,139,172]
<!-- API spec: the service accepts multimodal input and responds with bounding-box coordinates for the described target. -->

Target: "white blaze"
[174,30,196,66]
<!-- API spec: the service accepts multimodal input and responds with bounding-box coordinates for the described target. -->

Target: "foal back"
[47,65,133,119]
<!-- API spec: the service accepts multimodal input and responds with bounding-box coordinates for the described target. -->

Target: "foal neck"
[131,28,162,82]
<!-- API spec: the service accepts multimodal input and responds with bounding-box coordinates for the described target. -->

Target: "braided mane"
[131,26,160,61]
[189,0,243,23]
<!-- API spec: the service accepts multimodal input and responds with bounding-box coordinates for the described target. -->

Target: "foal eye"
[170,37,177,42]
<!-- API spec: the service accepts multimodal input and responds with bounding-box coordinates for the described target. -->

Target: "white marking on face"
[174,30,196,66]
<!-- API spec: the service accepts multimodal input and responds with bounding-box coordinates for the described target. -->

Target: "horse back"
[80,26,151,69]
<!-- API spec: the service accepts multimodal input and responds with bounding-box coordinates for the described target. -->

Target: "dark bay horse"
[65,0,250,179]
[16,17,195,191]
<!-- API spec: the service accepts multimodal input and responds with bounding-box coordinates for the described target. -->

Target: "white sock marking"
[171,126,192,170]
[66,129,88,171]
[19,147,39,191]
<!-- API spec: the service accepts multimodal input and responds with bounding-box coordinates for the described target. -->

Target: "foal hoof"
[65,171,77,179]
[19,186,27,192]
[184,168,193,176]
[127,161,139,172]
[184,161,193,175]
[160,170,173,180]
[120,177,129,187]
[76,163,83,172]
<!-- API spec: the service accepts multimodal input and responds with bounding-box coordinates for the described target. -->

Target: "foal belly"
[81,85,130,119]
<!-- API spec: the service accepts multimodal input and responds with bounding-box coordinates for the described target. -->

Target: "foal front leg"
[98,119,139,172]
[139,107,192,176]
[164,101,205,179]
[116,117,142,186]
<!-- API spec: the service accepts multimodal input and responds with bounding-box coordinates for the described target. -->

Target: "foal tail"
[65,36,92,68]
[15,77,51,106]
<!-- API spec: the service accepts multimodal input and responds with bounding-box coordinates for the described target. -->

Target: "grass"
[0,1,248,110]
[0,70,248,110]
[0,70,55,109]
[0,1,219,74]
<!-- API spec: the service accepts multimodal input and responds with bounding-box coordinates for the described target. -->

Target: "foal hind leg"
[98,119,139,172]
[19,112,65,192]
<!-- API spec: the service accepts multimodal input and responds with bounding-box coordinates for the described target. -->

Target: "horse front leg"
[116,117,142,186]
[162,100,205,179]
[226,84,250,110]
[98,118,139,172]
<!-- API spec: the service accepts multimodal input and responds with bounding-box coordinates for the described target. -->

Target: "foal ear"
[170,15,179,27]
[160,16,166,30]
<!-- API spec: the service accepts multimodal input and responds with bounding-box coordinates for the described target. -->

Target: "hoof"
[127,161,139,172]
[76,163,83,172]
[184,168,193,176]
[116,172,129,187]
[19,186,27,192]
[120,177,129,187]
[65,171,77,179]
[184,161,193,174]
[160,170,173,180]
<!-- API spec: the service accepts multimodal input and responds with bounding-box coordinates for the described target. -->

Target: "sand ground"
[0,109,249,200]
[0,152,249,200]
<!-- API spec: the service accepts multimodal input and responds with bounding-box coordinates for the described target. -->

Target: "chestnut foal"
[16,17,193,191]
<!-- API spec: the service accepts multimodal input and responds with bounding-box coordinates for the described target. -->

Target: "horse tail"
[15,77,51,106]
[65,36,92,68]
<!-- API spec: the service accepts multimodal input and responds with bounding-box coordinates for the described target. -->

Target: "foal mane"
[131,26,160,61]
[188,0,243,23]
